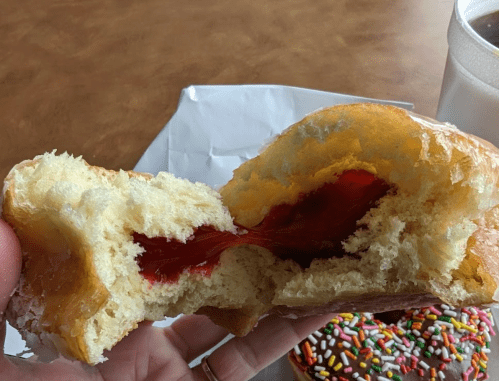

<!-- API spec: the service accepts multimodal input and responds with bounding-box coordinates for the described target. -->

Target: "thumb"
[0,219,22,346]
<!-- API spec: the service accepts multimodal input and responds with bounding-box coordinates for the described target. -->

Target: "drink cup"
[436,0,499,146]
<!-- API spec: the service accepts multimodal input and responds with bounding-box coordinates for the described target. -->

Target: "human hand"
[0,219,334,381]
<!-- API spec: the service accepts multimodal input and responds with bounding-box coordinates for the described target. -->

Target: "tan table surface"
[0,0,454,181]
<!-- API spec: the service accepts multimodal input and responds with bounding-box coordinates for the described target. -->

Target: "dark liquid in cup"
[469,10,499,49]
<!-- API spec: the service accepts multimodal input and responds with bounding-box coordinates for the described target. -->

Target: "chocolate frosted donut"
[288,305,496,381]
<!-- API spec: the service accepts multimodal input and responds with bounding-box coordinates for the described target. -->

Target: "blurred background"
[0,0,454,180]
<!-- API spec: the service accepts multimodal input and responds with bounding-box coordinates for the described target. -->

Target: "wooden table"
[0,0,454,181]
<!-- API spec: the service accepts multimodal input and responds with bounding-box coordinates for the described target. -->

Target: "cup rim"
[455,0,499,54]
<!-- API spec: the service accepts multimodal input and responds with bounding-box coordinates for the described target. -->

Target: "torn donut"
[3,103,499,365]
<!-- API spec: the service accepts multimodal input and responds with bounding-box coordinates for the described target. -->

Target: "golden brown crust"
[462,206,499,302]
[220,104,419,227]
[2,158,152,363]
[221,104,499,227]
[3,159,108,362]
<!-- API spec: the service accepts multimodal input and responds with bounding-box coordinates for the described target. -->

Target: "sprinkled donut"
[288,305,496,381]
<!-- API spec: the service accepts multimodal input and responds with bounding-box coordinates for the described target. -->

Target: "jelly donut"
[288,305,496,381]
[4,104,499,364]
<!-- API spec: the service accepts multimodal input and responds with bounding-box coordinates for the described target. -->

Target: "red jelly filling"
[134,170,392,283]
[133,227,242,283]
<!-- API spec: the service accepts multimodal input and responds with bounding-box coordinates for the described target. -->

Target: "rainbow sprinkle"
[289,306,495,381]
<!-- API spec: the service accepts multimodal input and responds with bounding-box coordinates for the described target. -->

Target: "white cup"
[436,0,499,146]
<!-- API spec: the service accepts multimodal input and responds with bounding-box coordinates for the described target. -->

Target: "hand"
[0,219,334,380]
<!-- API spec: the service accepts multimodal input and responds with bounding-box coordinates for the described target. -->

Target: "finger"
[0,220,21,313]
[0,220,22,350]
[97,321,161,379]
[165,314,230,364]
[191,313,336,381]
